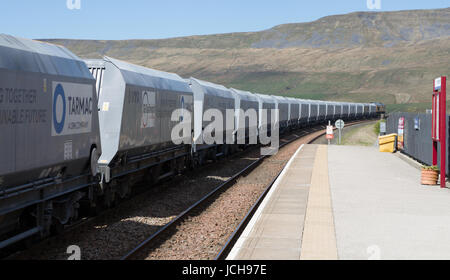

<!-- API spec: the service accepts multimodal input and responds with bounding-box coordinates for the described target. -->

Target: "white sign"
[435,77,442,91]
[326,125,334,140]
[326,125,334,135]
[380,122,386,133]
[64,140,73,161]
[414,117,420,130]
[52,82,93,136]
[335,119,345,129]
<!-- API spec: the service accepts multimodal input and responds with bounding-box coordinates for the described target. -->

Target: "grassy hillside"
[40,8,450,113]
[44,8,450,50]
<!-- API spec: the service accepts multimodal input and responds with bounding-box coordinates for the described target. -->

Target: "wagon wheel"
[90,147,99,177]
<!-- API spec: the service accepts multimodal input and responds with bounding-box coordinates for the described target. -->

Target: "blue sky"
[2,0,449,40]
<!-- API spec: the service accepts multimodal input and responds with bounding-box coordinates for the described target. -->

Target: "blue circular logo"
[53,84,66,134]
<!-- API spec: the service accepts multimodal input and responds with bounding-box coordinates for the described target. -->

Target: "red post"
[432,83,438,166]
[433,142,438,166]
[432,76,446,188]
[439,77,446,188]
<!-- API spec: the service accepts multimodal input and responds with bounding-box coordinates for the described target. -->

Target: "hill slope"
[41,8,450,112]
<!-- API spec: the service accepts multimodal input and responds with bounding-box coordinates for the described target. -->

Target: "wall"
[386,112,450,175]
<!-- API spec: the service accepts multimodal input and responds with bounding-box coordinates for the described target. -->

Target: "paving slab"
[228,144,450,260]
[300,145,338,260]
[329,145,450,260]
[227,144,317,260]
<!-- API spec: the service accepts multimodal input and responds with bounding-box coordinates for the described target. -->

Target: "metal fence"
[386,112,450,175]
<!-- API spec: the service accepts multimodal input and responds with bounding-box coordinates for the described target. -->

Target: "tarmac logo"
[52,82,93,136]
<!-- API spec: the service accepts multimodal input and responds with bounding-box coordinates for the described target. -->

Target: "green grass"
[340,122,379,146]
[209,67,445,107]
[386,102,450,114]
[374,120,383,135]
[386,102,431,113]
[212,71,376,102]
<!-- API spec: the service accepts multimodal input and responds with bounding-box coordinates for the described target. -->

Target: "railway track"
[121,120,369,260]
[7,120,370,260]
[214,120,369,260]
[120,129,310,260]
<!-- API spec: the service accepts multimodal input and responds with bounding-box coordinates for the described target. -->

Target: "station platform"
[227,144,450,260]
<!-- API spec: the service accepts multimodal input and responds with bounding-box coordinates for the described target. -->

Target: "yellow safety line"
[300,145,338,260]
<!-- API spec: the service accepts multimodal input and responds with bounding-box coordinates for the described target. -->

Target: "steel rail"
[120,123,336,260]
[214,119,372,260]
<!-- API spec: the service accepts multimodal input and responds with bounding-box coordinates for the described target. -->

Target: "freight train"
[0,34,384,250]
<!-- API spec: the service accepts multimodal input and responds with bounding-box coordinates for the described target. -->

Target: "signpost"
[432,76,446,188]
[326,121,334,145]
[335,119,345,145]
